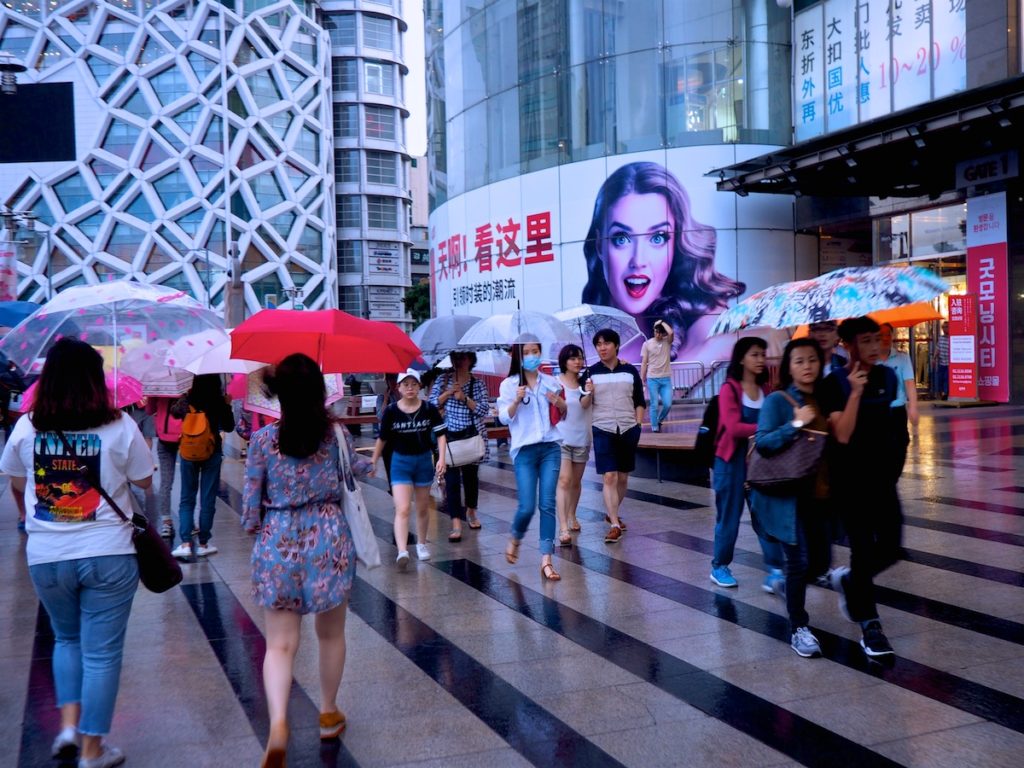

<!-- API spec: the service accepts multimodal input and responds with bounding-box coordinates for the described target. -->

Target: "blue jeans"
[178,450,222,545]
[29,555,139,735]
[511,441,560,555]
[647,377,673,429]
[712,453,783,570]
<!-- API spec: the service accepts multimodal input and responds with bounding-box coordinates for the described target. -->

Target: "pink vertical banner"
[966,193,1010,403]
[0,250,17,301]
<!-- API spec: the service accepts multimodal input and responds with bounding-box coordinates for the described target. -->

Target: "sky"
[404,0,427,157]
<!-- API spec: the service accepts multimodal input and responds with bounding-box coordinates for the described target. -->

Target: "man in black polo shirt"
[820,316,902,658]
[579,328,646,544]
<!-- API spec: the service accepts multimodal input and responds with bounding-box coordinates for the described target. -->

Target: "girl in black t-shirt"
[370,370,447,571]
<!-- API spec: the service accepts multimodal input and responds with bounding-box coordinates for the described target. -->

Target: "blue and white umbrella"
[708,266,949,335]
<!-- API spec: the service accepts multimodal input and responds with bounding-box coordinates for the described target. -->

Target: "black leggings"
[445,464,479,520]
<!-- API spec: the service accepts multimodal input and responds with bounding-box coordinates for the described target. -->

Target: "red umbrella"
[229,309,420,373]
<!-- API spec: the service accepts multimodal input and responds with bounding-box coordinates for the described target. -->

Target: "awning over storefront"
[712,75,1024,199]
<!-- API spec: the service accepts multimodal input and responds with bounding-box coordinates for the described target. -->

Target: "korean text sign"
[965,193,1009,402]
[947,294,976,400]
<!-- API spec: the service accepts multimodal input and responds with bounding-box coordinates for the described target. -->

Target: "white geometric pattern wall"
[0,0,336,313]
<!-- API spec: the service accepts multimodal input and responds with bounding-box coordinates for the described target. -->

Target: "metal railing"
[670,357,782,404]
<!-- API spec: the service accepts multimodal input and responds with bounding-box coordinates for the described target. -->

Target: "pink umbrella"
[18,371,145,411]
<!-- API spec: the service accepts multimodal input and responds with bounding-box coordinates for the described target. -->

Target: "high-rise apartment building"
[322,0,412,328]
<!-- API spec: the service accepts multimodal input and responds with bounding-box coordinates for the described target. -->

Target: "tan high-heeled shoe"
[260,722,289,768]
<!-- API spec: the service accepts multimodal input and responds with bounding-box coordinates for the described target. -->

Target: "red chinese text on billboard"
[431,211,555,283]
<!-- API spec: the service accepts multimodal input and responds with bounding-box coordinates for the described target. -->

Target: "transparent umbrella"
[457,310,576,350]
[555,304,644,362]
[0,281,225,376]
[410,315,483,358]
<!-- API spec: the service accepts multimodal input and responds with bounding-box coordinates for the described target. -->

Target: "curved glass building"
[426,0,812,364]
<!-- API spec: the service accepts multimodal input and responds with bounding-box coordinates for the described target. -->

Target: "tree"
[403,279,431,324]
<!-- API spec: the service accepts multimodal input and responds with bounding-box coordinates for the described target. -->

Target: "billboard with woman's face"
[428,145,813,365]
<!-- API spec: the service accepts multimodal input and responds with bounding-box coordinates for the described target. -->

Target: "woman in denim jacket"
[749,338,832,659]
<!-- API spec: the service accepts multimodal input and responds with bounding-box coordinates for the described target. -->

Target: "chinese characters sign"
[794,0,966,141]
[965,193,1009,403]
[430,211,555,310]
[947,294,976,400]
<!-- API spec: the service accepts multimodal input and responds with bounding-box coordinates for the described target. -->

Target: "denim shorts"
[389,451,435,487]
[593,424,641,474]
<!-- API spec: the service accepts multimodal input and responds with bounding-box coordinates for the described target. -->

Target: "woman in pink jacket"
[709,337,784,591]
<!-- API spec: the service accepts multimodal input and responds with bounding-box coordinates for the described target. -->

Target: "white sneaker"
[51,726,79,760]
[78,744,125,768]
[171,542,192,559]
[196,543,218,556]
[396,551,410,571]
[415,542,431,561]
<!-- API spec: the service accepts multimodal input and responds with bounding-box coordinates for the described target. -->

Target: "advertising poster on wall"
[965,192,1009,403]
[429,146,802,367]
[947,294,977,401]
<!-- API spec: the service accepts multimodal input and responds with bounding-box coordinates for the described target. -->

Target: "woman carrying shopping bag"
[242,353,373,767]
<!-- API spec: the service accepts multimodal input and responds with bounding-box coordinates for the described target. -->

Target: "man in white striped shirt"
[579,328,646,544]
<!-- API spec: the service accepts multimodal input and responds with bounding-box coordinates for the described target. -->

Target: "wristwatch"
[791,419,805,429]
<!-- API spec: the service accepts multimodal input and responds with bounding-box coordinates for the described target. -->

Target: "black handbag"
[745,393,827,496]
[55,430,183,593]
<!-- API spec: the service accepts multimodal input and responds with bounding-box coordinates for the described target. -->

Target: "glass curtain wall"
[426,0,791,206]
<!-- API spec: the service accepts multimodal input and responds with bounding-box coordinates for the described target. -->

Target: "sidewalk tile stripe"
[435,558,902,768]
[348,578,627,768]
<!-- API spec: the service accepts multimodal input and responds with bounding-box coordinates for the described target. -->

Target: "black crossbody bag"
[55,429,183,593]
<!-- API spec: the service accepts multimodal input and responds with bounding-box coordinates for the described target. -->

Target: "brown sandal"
[569,521,581,533]
[604,514,627,531]
[540,563,561,581]
[505,539,520,564]
[558,530,573,547]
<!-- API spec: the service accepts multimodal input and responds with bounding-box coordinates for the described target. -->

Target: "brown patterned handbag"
[745,393,827,496]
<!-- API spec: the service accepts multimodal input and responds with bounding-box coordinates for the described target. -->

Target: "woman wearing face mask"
[749,339,831,659]
[497,336,565,581]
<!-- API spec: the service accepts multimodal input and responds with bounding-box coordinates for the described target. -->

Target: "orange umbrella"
[793,302,941,338]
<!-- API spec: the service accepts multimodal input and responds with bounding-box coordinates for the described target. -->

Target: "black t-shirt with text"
[380,401,447,455]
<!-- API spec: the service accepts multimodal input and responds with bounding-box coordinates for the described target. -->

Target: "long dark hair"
[263,353,329,459]
[778,338,824,391]
[726,337,768,385]
[31,338,120,431]
[581,162,745,354]
[187,373,225,413]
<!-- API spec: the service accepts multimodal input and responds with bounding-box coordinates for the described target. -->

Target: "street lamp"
[0,52,27,96]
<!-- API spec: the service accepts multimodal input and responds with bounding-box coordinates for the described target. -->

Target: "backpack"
[694,395,720,469]
[153,398,183,442]
[179,406,215,461]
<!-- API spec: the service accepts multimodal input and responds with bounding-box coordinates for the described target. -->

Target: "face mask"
[521,354,542,371]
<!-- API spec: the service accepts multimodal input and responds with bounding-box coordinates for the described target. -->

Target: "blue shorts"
[389,451,435,487]
[593,424,641,474]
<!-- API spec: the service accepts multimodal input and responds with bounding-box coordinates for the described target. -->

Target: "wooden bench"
[634,424,707,484]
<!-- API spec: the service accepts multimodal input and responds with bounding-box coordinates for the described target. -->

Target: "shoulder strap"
[53,429,132,525]
[332,423,357,492]
[778,390,799,409]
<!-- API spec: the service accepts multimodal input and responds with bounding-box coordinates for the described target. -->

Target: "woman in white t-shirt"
[0,339,153,768]
[555,344,593,545]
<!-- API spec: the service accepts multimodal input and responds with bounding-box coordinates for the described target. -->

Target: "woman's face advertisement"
[600,193,674,317]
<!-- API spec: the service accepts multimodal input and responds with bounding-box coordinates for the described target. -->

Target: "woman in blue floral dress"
[241,353,369,768]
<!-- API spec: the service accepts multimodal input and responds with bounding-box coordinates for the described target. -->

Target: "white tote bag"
[333,425,382,569]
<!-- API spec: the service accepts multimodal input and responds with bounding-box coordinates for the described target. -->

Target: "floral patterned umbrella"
[0,281,225,375]
[707,266,949,335]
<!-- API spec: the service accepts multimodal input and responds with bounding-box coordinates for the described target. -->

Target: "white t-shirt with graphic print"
[1,413,154,566]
